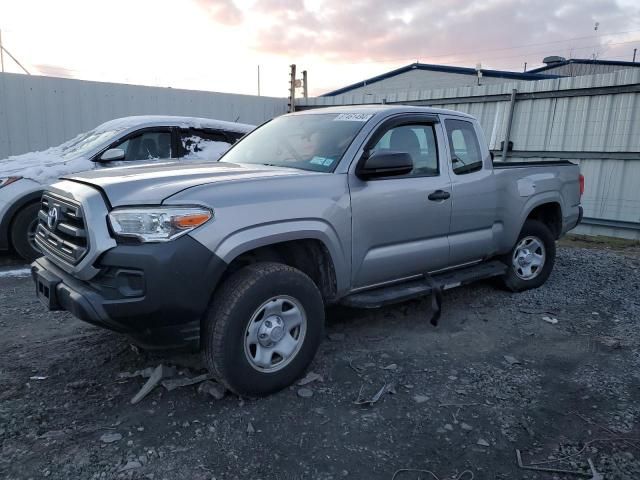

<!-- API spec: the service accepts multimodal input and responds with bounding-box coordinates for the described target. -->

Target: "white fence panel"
[0,72,287,158]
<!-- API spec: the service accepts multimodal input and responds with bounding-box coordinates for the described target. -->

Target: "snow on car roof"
[95,115,255,134]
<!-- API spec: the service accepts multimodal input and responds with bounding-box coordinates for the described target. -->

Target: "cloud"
[248,0,639,68]
[196,0,244,26]
[34,64,76,78]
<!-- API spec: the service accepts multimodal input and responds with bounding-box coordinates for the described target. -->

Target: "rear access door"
[442,116,499,265]
[349,114,452,290]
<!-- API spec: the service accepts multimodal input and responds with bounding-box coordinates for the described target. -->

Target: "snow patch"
[0,267,31,278]
[0,116,254,183]
[182,138,232,161]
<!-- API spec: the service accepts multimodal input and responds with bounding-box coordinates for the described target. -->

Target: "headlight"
[0,176,22,189]
[108,206,213,243]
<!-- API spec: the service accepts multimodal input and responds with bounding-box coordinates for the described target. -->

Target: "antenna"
[591,22,600,75]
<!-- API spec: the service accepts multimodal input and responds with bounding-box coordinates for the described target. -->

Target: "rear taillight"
[579,174,585,197]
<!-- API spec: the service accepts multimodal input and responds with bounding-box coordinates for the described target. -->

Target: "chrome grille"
[35,193,88,265]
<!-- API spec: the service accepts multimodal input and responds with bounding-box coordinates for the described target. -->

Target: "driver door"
[349,116,452,289]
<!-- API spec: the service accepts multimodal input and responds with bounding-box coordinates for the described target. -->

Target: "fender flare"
[508,192,564,247]
[213,219,350,295]
[0,191,43,250]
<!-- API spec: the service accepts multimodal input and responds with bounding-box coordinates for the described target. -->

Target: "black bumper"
[31,235,227,350]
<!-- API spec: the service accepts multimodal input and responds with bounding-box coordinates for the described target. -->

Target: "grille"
[35,193,88,265]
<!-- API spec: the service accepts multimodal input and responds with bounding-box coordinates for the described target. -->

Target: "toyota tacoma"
[31,106,583,396]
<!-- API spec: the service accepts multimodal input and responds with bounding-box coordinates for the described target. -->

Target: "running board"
[341,260,508,309]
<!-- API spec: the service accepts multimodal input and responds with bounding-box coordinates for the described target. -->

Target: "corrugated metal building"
[321,63,558,97]
[528,57,640,77]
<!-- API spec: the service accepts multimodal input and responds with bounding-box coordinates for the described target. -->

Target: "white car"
[0,115,254,261]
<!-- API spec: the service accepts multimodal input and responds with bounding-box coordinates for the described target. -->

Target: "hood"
[61,161,319,206]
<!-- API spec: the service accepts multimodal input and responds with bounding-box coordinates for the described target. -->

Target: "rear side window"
[445,119,483,175]
[180,129,232,160]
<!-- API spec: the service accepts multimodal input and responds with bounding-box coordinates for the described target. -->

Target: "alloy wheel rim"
[244,295,307,373]
[512,236,546,280]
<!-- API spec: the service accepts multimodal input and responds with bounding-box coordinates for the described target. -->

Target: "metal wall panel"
[0,72,288,158]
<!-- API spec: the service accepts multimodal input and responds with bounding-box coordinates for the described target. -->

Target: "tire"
[500,219,556,292]
[203,262,325,397]
[11,203,42,262]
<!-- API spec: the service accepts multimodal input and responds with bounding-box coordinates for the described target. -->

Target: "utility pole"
[257,65,260,96]
[0,31,30,75]
[0,29,4,73]
[523,62,527,72]
[288,64,296,113]
[634,48,637,63]
[302,70,308,99]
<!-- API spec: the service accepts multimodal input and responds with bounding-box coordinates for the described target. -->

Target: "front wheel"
[500,219,556,292]
[202,262,325,396]
[11,203,42,262]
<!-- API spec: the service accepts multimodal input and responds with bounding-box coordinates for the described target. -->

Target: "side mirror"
[98,148,125,162]
[357,150,413,180]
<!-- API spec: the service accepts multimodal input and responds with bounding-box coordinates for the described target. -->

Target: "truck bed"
[493,160,577,168]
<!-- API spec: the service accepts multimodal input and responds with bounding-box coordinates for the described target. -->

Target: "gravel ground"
[1,244,639,480]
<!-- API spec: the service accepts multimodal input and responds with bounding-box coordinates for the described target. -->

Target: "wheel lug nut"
[259,333,267,338]
[265,320,272,327]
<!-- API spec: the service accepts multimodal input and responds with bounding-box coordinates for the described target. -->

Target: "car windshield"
[219,113,372,172]
[58,128,126,159]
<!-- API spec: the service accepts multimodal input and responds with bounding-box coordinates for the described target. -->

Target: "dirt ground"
[1,240,639,480]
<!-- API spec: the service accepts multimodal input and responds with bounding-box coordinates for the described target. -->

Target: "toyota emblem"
[47,206,60,230]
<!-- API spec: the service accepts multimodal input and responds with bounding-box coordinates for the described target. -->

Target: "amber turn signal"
[173,212,212,229]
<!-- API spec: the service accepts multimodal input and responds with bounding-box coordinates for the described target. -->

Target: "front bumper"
[31,235,227,349]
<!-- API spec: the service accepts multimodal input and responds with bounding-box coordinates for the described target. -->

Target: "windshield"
[219,113,371,172]
[58,128,126,159]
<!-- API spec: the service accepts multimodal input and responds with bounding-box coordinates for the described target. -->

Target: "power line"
[340,29,640,66]
[418,28,640,60]
[446,39,640,64]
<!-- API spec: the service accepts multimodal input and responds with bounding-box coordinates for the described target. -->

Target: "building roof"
[321,62,560,97]
[527,58,640,73]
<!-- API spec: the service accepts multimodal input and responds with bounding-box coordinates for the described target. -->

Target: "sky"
[0,0,639,97]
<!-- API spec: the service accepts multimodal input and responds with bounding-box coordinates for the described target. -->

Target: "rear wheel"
[11,203,42,262]
[501,219,555,292]
[202,262,325,396]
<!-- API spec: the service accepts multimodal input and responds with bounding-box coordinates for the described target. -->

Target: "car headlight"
[108,206,213,243]
[0,176,22,189]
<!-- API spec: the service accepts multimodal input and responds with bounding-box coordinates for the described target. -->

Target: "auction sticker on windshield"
[334,113,373,122]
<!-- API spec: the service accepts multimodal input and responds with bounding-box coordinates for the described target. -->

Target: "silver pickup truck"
[31,106,583,396]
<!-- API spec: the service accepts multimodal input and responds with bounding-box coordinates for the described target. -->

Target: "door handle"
[428,190,451,201]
